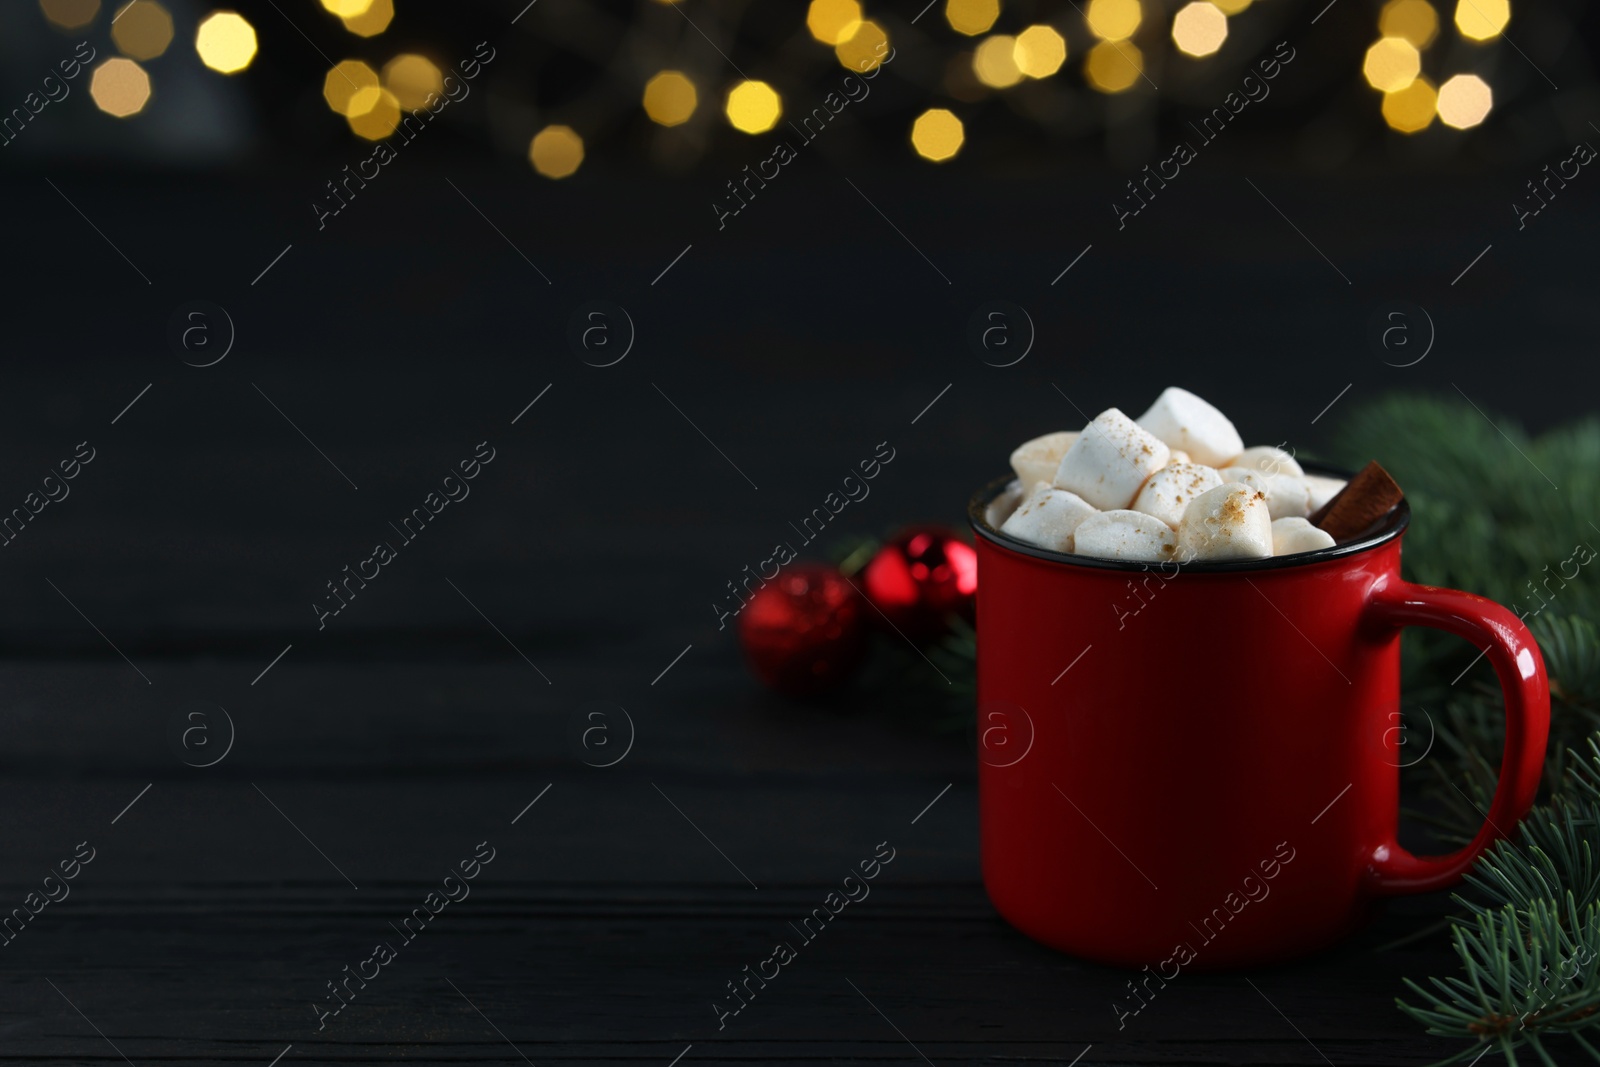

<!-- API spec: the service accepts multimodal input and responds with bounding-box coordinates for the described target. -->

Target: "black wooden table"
[0,162,1581,1065]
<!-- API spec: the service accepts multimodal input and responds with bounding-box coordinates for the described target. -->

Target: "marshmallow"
[1072,510,1178,562]
[1178,482,1274,560]
[1135,387,1244,468]
[1231,445,1304,478]
[1053,408,1171,510]
[985,482,1026,529]
[1010,432,1079,488]
[1000,482,1099,553]
[1131,463,1224,529]
[1218,468,1312,520]
[1167,450,1192,466]
[1302,474,1347,513]
[1272,517,1337,556]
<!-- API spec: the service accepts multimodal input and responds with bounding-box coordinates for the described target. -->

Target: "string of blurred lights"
[40,0,1525,173]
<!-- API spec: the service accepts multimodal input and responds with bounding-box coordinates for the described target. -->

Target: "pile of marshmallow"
[991,387,1348,562]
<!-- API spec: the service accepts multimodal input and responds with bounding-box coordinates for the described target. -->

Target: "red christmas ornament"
[738,563,868,697]
[860,527,978,642]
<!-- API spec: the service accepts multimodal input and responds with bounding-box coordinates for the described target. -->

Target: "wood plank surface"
[0,164,1580,1065]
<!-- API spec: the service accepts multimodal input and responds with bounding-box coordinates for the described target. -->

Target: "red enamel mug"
[969,471,1549,969]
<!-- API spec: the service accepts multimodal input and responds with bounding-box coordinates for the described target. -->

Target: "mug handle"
[1361,579,1550,895]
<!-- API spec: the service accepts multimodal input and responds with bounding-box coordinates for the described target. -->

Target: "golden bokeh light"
[911,108,964,161]
[1211,0,1250,12]
[1086,0,1142,41]
[323,60,379,116]
[89,57,151,117]
[1382,76,1436,132]
[196,11,257,73]
[1013,25,1066,78]
[945,0,999,37]
[1454,0,1509,40]
[836,19,889,72]
[111,1,173,59]
[345,86,399,139]
[383,54,442,110]
[40,0,100,30]
[806,0,862,45]
[319,0,373,15]
[1085,39,1143,92]
[1437,72,1492,128]
[725,79,782,133]
[1172,2,1228,57]
[529,125,584,178]
[342,0,393,37]
[644,70,698,126]
[973,35,1023,88]
[1362,37,1420,92]
[1379,0,1438,47]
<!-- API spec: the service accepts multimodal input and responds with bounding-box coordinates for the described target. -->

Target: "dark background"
[0,0,1593,1064]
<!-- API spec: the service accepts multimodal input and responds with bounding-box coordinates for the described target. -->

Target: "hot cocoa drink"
[989,386,1398,562]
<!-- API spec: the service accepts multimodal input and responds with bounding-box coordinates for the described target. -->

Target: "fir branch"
[1358,396,1600,1062]
[1397,743,1600,1063]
